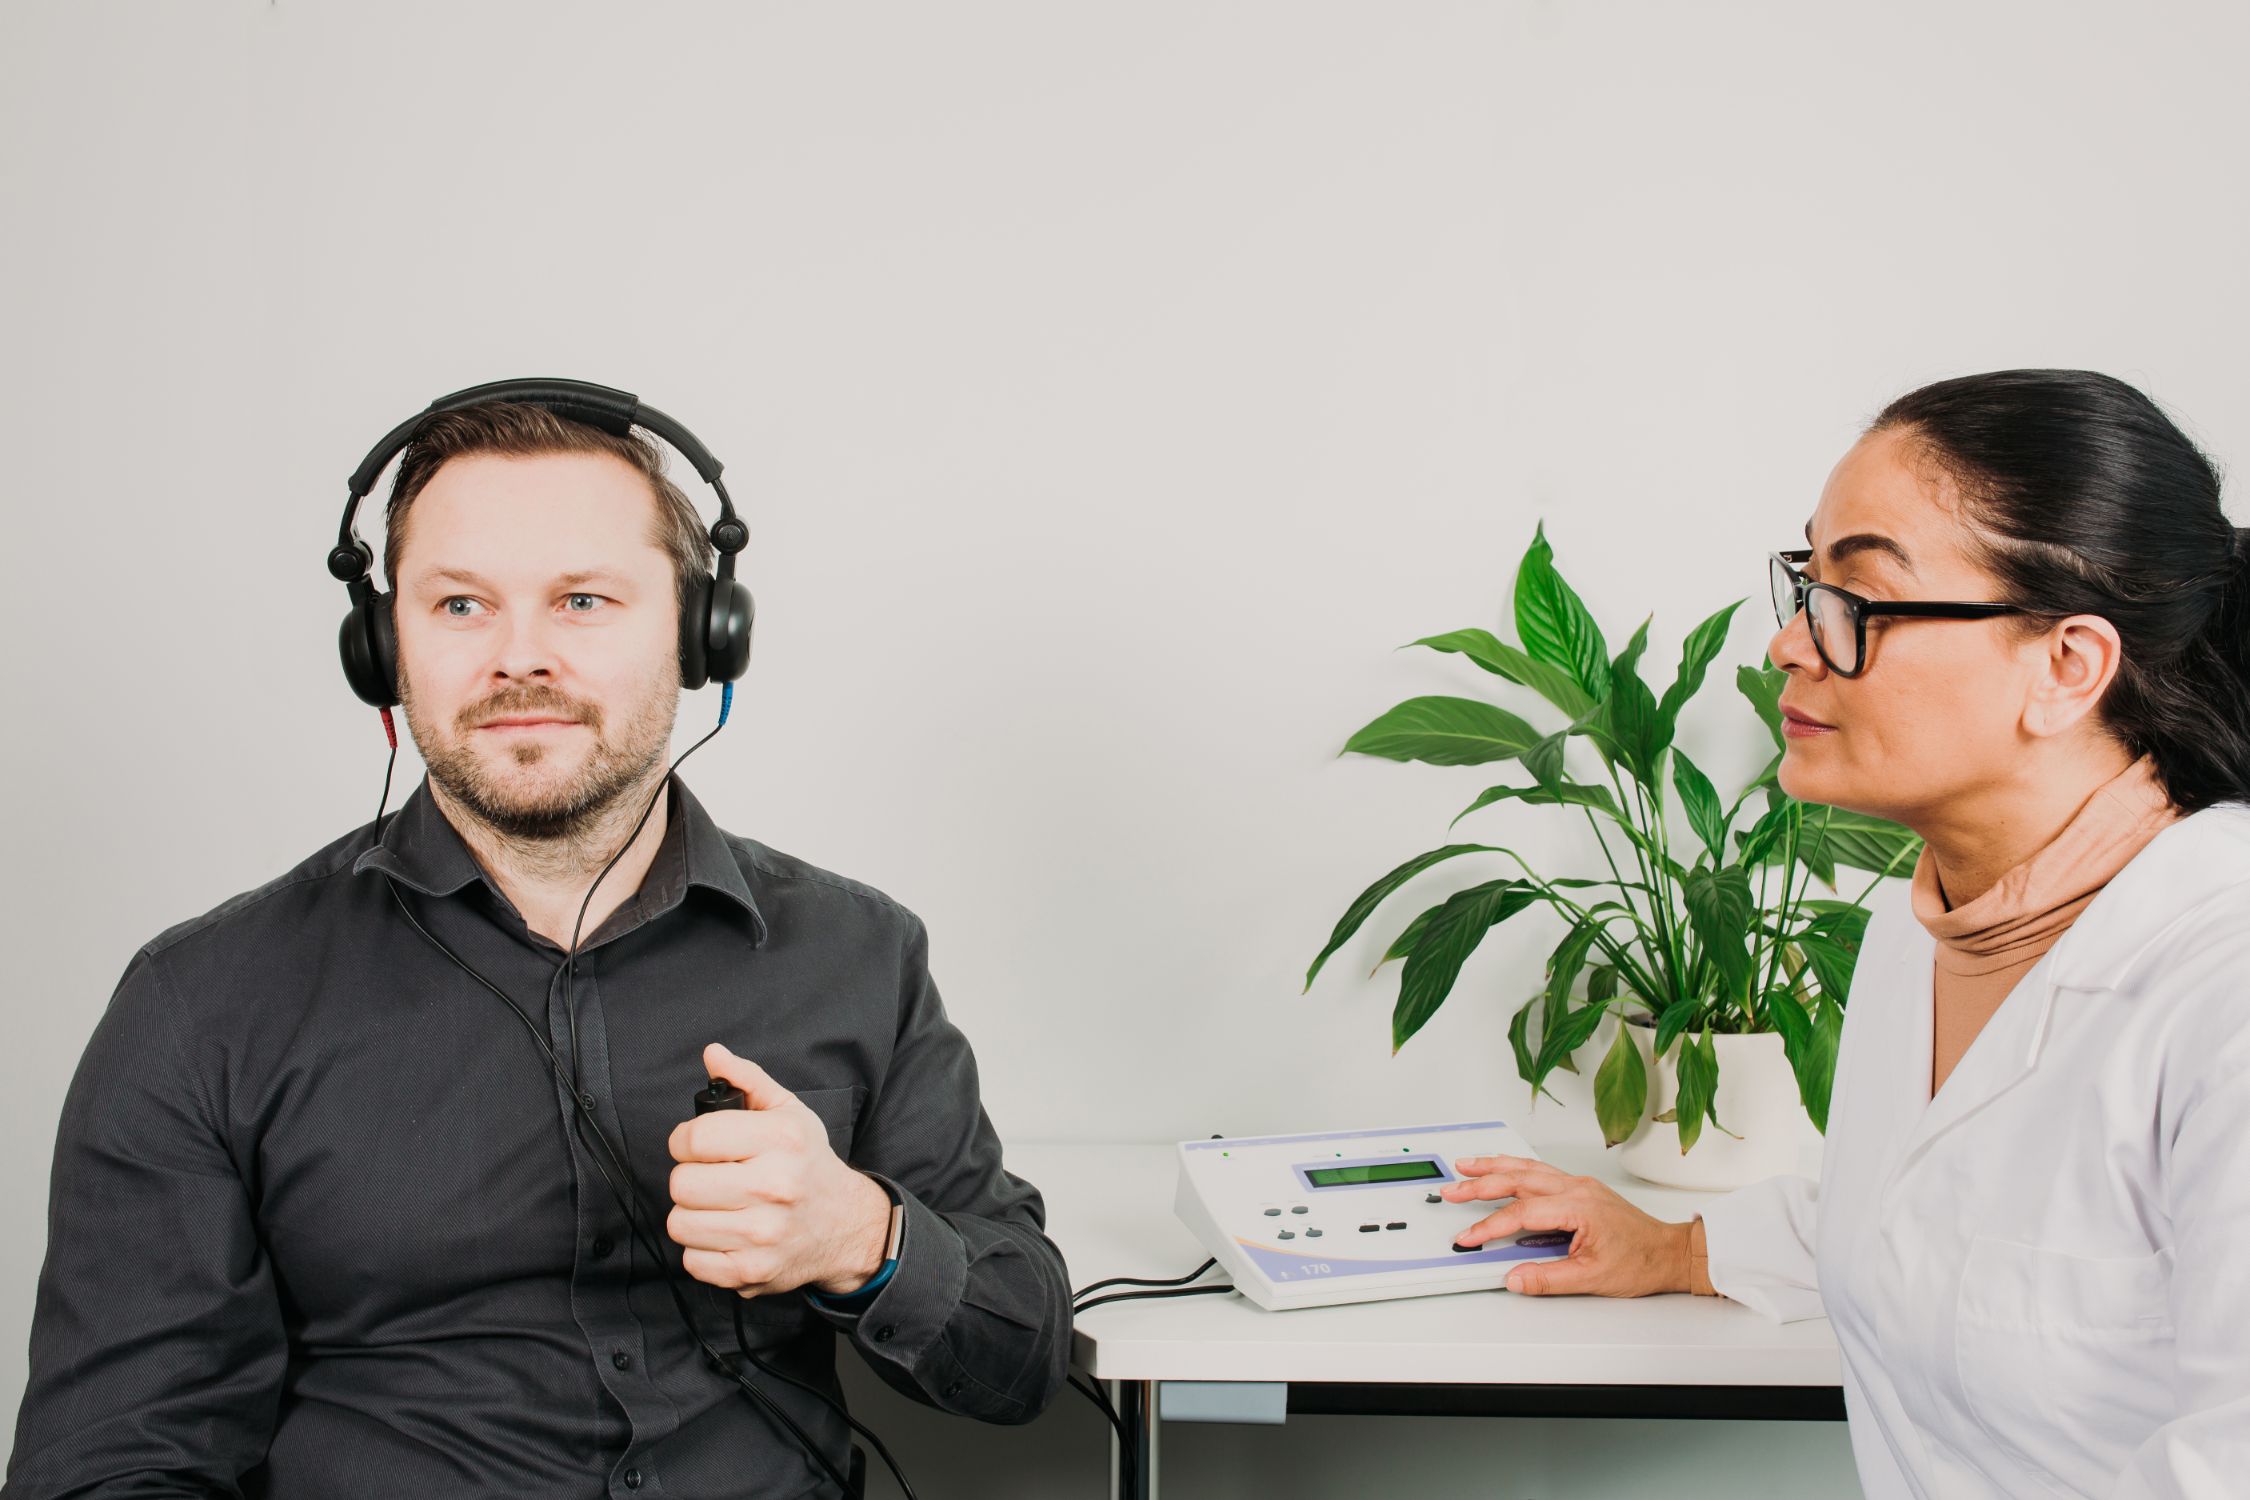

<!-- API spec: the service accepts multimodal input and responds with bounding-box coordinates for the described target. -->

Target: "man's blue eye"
[566,594,602,612]
[444,597,479,617]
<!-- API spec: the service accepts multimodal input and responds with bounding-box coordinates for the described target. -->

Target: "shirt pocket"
[793,1085,865,1160]
[1953,1233,2175,1493]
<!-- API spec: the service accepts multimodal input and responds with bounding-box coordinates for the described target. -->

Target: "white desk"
[1011,1142,1842,1500]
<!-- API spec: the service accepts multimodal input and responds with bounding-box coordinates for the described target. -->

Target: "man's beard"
[400,676,678,842]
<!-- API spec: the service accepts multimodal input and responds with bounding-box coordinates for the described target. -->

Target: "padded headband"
[329,377,742,585]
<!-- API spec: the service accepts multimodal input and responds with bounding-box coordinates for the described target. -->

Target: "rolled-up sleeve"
[802,914,1071,1424]
[6,948,286,1498]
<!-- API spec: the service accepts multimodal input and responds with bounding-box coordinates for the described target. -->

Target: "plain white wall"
[6,2,2247,1494]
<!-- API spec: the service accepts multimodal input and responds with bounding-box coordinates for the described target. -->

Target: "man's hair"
[382,401,715,614]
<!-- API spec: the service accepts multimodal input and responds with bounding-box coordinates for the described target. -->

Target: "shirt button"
[624,1469,642,1489]
[579,1091,598,1111]
[612,1350,632,1371]
[944,1380,964,1399]
[590,1236,615,1260]
[873,1325,896,1343]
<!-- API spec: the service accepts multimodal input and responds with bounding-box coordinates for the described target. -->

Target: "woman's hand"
[1441,1154,1698,1297]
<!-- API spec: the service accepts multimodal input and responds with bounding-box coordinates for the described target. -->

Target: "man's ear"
[2022,614,2123,739]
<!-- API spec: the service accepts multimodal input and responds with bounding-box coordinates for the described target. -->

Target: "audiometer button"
[1277,1230,1296,1241]
[1305,1228,1323,1237]
[1385,1221,1407,1231]
[1359,1223,1379,1233]
[1291,1205,1309,1214]
[1263,1207,1282,1216]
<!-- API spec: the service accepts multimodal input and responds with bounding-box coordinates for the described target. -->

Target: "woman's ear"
[2022,614,2124,739]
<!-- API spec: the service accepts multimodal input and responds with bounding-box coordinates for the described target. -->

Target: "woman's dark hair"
[1869,368,2250,813]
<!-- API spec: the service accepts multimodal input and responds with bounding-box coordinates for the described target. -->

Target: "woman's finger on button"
[1455,1197,1575,1247]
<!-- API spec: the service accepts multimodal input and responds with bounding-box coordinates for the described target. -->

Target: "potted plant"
[1304,524,1920,1189]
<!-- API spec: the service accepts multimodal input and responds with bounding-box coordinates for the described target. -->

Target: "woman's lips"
[1781,708,1836,738]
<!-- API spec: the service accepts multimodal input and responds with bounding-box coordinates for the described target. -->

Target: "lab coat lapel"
[1888,958,2058,1180]
[1879,807,2232,1182]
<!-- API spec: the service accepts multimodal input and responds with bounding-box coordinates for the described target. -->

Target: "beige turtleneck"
[1907,754,2179,1097]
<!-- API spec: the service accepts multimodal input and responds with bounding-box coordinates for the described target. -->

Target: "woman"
[1442,369,2250,1499]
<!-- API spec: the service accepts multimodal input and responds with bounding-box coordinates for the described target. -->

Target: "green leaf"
[1794,994,1844,1133]
[1764,985,1814,1069]
[1598,617,1663,783]
[1798,902,1871,949]
[1508,994,1540,1089]
[1737,663,1786,749]
[1534,1000,1611,1079]
[1343,696,1544,767]
[1587,964,1619,1003]
[1734,801,1795,871]
[1656,600,1743,743]
[1698,1028,1736,1138]
[1541,916,1605,1047]
[1408,629,1597,720]
[1515,524,1611,701]
[1795,931,1862,1002]
[1450,780,1622,830]
[1305,843,1500,990]
[1653,998,1700,1059]
[1523,730,1569,793]
[1675,1026,1719,1153]
[1799,805,1922,878]
[1671,749,1727,863]
[1392,881,1538,1051]
[1683,865,1754,997]
[1372,901,1441,973]
[1594,1022,1649,1148]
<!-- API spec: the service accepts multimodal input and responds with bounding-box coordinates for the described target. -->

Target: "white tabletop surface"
[1011,1142,1841,1387]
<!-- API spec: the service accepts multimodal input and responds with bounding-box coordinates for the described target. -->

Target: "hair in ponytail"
[1869,369,2250,813]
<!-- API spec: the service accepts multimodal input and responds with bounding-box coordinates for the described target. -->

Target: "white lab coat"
[1697,801,2250,1500]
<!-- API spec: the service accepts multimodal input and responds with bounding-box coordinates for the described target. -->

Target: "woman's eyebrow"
[1802,522,1918,576]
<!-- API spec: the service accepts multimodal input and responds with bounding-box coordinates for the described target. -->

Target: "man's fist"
[666,1043,892,1299]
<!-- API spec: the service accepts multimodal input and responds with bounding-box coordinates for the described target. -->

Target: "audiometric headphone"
[327,377,755,708]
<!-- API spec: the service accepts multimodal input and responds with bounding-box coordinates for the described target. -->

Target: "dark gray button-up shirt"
[7,775,1070,1499]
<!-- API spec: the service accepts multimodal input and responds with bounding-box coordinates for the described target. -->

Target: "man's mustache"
[458,689,602,732]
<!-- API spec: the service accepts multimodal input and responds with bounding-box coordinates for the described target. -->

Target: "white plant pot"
[1614,1021,1822,1192]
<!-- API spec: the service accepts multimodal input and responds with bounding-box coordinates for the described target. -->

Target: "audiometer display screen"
[1302,1159,1444,1189]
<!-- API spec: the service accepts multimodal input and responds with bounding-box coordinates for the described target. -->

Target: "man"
[7,401,1070,1497]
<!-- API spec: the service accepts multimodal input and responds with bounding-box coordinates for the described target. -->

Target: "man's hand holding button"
[1440,1153,1697,1297]
[667,1043,893,1298]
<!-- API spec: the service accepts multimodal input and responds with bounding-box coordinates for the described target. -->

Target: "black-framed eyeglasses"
[1768,549,2025,678]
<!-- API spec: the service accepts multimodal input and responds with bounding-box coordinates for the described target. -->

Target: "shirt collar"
[353,773,768,946]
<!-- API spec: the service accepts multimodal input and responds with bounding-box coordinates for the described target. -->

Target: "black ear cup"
[679,578,754,690]
[339,590,399,708]
[679,579,714,691]
[706,578,755,685]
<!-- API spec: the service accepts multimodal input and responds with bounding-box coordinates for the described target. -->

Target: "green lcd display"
[1303,1159,1445,1189]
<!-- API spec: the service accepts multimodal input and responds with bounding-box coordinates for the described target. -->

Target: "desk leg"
[1108,1379,1158,1500]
